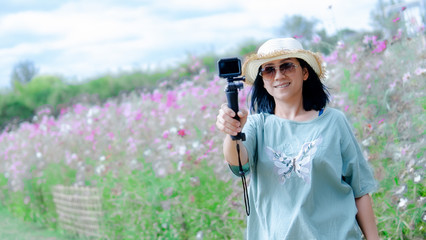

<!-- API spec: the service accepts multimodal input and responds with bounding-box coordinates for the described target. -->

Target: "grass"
[0,206,76,240]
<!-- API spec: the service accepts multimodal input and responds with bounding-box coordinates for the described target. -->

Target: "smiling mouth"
[274,82,290,88]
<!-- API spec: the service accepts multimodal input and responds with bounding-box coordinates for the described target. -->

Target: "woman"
[216,38,379,239]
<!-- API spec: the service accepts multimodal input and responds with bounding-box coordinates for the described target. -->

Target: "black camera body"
[218,57,243,79]
[218,58,246,141]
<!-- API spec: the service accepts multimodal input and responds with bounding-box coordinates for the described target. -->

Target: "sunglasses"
[259,62,299,81]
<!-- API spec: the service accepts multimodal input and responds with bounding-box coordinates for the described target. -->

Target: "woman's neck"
[274,100,317,122]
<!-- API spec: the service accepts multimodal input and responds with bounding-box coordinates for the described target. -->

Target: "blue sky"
[0,0,380,89]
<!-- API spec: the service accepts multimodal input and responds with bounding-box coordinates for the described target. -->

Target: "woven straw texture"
[52,185,103,238]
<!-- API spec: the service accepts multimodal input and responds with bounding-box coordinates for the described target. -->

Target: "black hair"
[249,58,329,114]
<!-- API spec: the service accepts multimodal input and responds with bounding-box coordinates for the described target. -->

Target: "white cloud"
[0,0,378,89]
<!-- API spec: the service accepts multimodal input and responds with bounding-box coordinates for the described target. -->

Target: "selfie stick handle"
[225,84,246,141]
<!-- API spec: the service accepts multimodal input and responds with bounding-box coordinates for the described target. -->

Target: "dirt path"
[0,207,75,240]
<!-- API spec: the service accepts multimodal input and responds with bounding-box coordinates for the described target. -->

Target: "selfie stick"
[225,77,250,216]
[219,58,250,216]
[225,80,246,141]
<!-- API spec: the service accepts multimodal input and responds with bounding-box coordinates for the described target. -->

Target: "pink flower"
[166,91,177,108]
[389,81,396,90]
[374,60,383,70]
[365,73,371,80]
[178,129,188,137]
[312,35,321,44]
[378,118,385,124]
[134,112,143,121]
[162,131,169,139]
[151,90,163,103]
[350,53,357,64]
[372,40,387,53]
[107,132,114,140]
[393,17,400,23]
[323,50,338,64]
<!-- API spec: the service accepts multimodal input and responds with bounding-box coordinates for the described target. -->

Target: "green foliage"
[1,162,77,229]
[372,158,426,239]
[0,94,34,128]
[340,69,361,103]
[0,59,208,129]
[93,160,244,239]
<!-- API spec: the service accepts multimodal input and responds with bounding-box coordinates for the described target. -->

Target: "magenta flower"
[372,40,387,53]
[178,129,188,137]
[344,105,349,112]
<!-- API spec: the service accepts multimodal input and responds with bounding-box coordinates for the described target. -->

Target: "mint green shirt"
[230,108,377,239]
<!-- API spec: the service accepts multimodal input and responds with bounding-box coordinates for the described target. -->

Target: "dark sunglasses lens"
[280,63,294,72]
[263,67,275,75]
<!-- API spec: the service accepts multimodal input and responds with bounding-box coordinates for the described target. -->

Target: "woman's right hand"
[216,103,248,137]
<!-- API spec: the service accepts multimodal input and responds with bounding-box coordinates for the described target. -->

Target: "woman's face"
[260,58,308,104]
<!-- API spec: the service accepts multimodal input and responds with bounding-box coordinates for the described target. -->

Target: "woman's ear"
[303,68,309,81]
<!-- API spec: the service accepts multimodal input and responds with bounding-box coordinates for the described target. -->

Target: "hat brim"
[242,49,326,85]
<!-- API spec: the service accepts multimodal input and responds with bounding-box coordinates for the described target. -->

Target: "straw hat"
[242,38,326,85]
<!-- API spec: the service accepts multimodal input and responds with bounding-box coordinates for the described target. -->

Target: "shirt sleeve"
[340,113,378,198]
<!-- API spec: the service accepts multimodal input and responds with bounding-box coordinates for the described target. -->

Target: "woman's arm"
[216,104,249,166]
[223,135,249,166]
[355,194,379,240]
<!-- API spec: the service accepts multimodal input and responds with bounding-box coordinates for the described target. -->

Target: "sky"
[0,0,381,89]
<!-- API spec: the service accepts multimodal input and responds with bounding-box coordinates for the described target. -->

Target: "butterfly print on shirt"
[266,138,322,184]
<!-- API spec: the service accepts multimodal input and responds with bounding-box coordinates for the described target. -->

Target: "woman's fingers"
[216,104,242,136]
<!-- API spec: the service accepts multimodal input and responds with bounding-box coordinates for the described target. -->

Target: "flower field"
[0,34,425,239]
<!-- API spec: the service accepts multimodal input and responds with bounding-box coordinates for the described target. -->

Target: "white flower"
[177,116,186,125]
[398,198,408,208]
[395,186,405,194]
[414,175,421,183]
[402,72,411,83]
[196,231,203,240]
[177,161,183,171]
[87,107,99,117]
[192,141,200,149]
[36,152,42,159]
[60,124,71,133]
[157,168,166,177]
[178,146,187,155]
[144,149,152,156]
[362,137,374,147]
[95,164,105,175]
[99,156,106,162]
[169,127,178,133]
[414,67,426,76]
